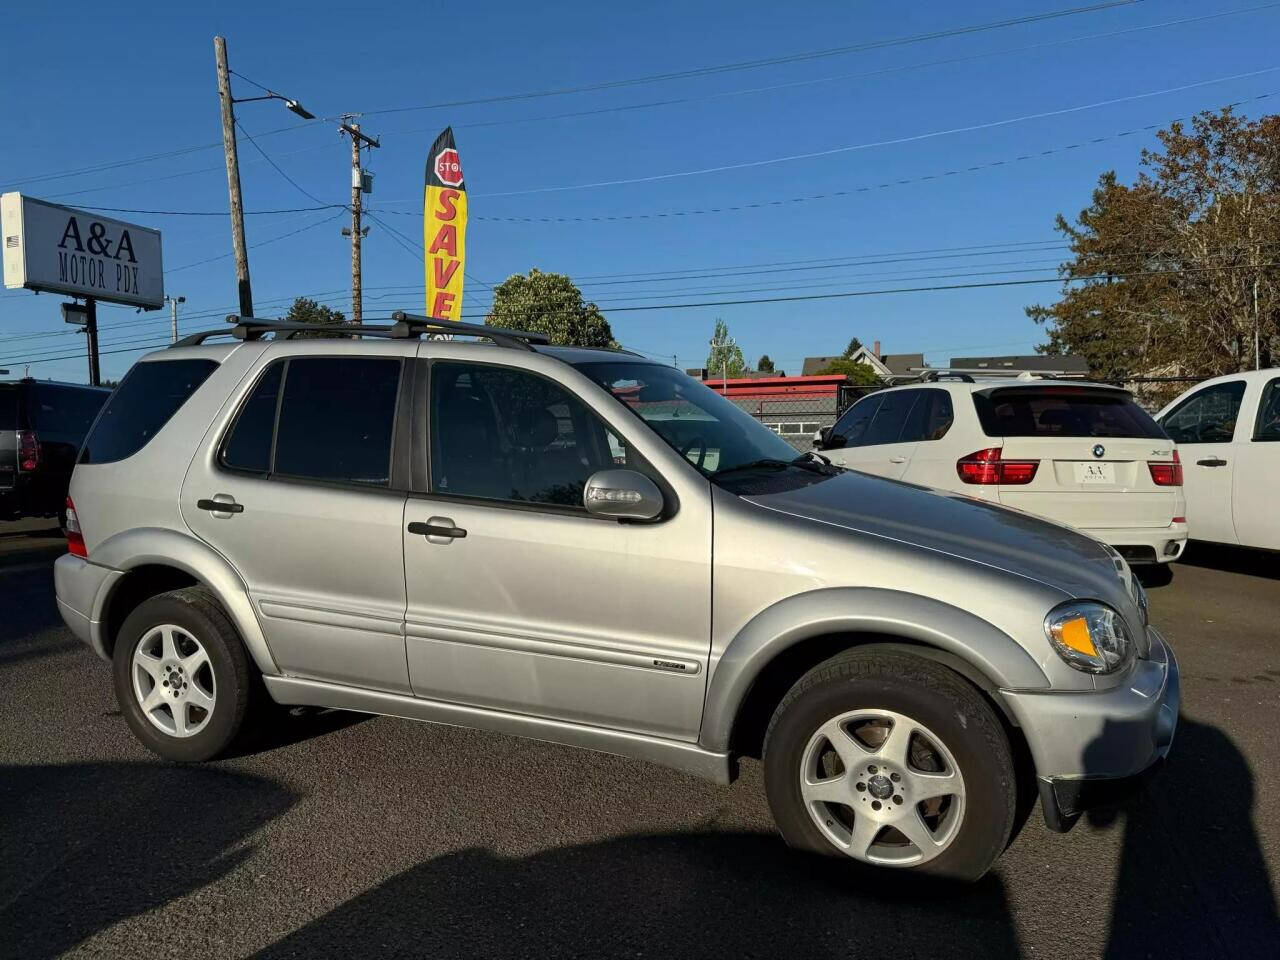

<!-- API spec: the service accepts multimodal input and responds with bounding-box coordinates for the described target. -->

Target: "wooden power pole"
[341,120,379,325]
[214,36,254,319]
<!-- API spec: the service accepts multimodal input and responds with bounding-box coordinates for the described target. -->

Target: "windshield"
[574,361,802,475]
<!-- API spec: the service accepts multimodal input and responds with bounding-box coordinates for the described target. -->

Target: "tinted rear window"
[271,357,400,486]
[27,384,109,438]
[0,388,15,431]
[80,359,218,464]
[973,388,1165,439]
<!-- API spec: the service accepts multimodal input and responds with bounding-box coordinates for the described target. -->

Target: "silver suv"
[54,314,1179,881]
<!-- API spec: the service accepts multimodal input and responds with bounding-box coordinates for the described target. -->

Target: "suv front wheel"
[763,649,1017,881]
[112,587,253,762]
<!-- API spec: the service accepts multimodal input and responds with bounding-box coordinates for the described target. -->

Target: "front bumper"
[1001,627,1179,831]
[53,552,122,661]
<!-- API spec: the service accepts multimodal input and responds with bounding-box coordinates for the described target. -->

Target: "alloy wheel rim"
[131,624,216,739]
[798,708,966,866]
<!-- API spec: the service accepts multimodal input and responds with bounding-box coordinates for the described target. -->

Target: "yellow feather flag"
[423,127,467,320]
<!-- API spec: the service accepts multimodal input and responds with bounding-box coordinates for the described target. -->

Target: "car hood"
[740,469,1129,600]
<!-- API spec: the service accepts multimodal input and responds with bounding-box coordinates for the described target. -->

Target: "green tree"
[756,354,775,373]
[283,297,347,339]
[1027,107,1280,383]
[841,337,864,359]
[488,269,615,347]
[705,319,746,378]
[815,358,880,384]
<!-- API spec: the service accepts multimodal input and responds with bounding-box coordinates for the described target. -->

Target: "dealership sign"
[1,193,164,308]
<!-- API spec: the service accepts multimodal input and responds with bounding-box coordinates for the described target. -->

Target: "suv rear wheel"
[112,587,253,762]
[763,649,1016,881]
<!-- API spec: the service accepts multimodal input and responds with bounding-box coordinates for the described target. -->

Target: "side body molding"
[88,527,280,676]
[698,587,1049,753]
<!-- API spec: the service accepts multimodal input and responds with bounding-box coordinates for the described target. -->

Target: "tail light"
[1148,450,1183,486]
[18,430,39,472]
[64,496,87,557]
[956,447,1039,485]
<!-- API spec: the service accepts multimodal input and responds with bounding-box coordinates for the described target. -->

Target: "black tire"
[763,648,1016,882]
[112,587,254,762]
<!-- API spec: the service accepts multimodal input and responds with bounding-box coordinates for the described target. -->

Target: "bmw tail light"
[956,447,1039,485]
[18,430,39,472]
[64,497,87,557]
[1148,450,1183,486]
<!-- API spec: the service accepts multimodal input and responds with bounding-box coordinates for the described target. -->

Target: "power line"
[168,211,345,273]
[73,203,341,217]
[361,2,1140,116]
[234,119,334,207]
[471,67,1280,198]
[371,3,1276,138]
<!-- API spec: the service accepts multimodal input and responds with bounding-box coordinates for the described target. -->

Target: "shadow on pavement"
[0,762,297,960]
[226,705,372,759]
[1089,716,1279,957]
[1177,541,1280,581]
[259,831,1024,960]
[1133,563,1174,589]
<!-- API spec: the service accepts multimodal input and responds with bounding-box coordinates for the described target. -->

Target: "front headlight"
[1044,601,1135,674]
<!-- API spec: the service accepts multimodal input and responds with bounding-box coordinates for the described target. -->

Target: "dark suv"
[0,378,111,522]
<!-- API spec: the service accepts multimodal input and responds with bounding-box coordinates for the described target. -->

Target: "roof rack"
[173,312,551,351]
[883,367,1094,385]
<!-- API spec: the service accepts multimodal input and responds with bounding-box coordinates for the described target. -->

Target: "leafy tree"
[1027,107,1280,384]
[705,319,746,378]
[841,337,864,359]
[815,358,880,384]
[488,269,615,347]
[756,354,775,373]
[283,297,347,339]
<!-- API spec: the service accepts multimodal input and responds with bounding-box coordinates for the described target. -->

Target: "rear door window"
[1252,378,1280,442]
[974,388,1165,439]
[272,357,400,486]
[220,361,284,474]
[80,359,218,464]
[1159,381,1246,444]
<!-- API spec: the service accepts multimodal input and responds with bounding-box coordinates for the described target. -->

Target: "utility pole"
[214,36,253,319]
[165,295,186,344]
[340,120,379,325]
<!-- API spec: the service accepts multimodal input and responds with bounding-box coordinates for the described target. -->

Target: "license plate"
[1073,462,1115,485]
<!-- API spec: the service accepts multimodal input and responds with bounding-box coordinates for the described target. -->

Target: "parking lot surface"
[1,521,1276,959]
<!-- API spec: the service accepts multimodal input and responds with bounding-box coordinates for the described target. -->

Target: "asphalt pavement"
[1,520,1277,959]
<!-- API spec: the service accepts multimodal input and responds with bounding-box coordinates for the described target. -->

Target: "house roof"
[804,349,925,377]
[801,355,841,376]
[950,354,1090,373]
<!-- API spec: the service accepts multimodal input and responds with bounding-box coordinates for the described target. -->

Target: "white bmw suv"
[818,376,1188,564]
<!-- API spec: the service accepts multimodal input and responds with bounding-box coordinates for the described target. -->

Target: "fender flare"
[89,527,279,676]
[698,587,1048,753]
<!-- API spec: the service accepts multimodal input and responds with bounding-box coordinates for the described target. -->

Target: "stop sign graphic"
[434,148,463,187]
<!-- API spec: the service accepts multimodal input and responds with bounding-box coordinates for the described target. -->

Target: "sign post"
[3,193,163,385]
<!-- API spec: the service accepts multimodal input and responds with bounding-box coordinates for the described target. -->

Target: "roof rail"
[173,312,551,351]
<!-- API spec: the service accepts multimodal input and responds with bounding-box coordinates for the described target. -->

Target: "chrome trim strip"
[259,599,403,636]
[404,618,701,676]
[263,675,733,784]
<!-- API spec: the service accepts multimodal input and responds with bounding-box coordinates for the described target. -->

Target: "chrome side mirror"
[583,469,664,521]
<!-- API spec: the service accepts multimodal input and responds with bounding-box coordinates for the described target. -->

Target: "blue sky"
[3,0,1279,382]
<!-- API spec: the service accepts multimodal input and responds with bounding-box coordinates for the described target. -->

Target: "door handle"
[407,520,467,540]
[196,497,244,514]
[889,456,908,464]
[1195,457,1228,467]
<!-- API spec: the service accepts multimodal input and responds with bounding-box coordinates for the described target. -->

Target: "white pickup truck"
[1157,369,1280,551]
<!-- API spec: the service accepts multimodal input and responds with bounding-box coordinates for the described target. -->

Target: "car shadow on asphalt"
[0,762,298,960]
[1176,541,1280,581]
[224,705,372,759]
[257,831,1026,960]
[1087,715,1279,957]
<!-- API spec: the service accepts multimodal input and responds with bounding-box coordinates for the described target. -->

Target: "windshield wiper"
[792,450,833,470]
[712,458,794,478]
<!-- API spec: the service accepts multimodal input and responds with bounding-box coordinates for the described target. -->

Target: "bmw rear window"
[80,359,218,464]
[973,387,1166,439]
